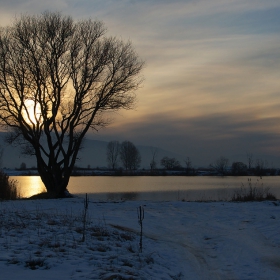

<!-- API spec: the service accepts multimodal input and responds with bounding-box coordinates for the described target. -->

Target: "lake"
[12,175,280,201]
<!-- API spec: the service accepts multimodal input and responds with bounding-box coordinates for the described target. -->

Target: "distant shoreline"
[3,168,280,177]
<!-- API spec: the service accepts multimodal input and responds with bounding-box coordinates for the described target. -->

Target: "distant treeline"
[69,166,279,177]
[9,142,279,177]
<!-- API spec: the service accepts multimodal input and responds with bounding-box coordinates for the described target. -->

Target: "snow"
[1,197,280,279]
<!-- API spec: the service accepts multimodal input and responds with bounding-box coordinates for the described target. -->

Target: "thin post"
[82,193,89,242]
[137,205,144,252]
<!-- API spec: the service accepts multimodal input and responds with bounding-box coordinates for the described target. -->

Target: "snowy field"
[1,197,280,279]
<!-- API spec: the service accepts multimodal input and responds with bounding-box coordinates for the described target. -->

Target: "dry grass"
[231,178,277,202]
[0,170,18,200]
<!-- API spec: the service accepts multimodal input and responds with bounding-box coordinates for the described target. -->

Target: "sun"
[23,99,42,125]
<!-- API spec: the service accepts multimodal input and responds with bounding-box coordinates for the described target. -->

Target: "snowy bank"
[1,197,280,279]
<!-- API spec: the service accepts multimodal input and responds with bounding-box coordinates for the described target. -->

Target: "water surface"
[12,176,280,201]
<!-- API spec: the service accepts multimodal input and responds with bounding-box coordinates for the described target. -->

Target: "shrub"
[231,178,277,202]
[0,170,18,200]
[25,257,47,270]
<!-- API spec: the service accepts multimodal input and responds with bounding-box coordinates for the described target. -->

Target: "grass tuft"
[25,257,47,270]
[231,178,277,202]
[0,170,18,200]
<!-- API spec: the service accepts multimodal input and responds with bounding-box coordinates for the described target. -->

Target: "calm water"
[12,176,280,201]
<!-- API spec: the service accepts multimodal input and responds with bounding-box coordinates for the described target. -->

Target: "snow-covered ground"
[1,197,280,279]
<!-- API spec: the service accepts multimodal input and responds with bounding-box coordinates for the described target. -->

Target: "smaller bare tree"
[160,156,181,170]
[120,141,141,170]
[150,148,157,171]
[20,162,27,170]
[247,153,254,170]
[211,156,229,175]
[255,158,267,176]
[185,157,193,175]
[231,162,247,176]
[106,141,120,170]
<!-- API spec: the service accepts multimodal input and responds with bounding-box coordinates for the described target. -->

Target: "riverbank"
[1,198,280,279]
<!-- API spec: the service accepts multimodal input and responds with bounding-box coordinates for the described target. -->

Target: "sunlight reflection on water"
[15,176,46,198]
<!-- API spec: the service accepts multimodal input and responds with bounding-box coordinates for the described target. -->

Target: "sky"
[1,0,280,167]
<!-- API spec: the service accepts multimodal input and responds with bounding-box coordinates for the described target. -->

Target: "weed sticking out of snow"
[231,177,277,201]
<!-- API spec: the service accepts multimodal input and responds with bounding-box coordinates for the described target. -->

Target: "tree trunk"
[36,156,71,198]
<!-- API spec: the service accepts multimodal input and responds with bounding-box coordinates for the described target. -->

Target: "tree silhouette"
[160,156,181,170]
[211,156,229,175]
[0,12,143,197]
[231,161,247,176]
[106,141,120,170]
[120,141,141,170]
[150,148,157,171]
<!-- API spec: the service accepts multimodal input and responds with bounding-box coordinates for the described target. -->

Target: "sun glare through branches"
[23,100,42,125]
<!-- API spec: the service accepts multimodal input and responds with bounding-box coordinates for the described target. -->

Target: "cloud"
[0,1,68,20]
[91,107,280,164]
[1,0,280,166]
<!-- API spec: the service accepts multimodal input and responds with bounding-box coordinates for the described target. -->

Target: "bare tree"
[255,158,267,176]
[119,141,141,170]
[149,148,157,171]
[106,140,120,170]
[185,157,193,175]
[160,156,181,170]
[0,12,144,197]
[231,161,247,175]
[20,162,27,170]
[247,153,254,170]
[211,156,229,175]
